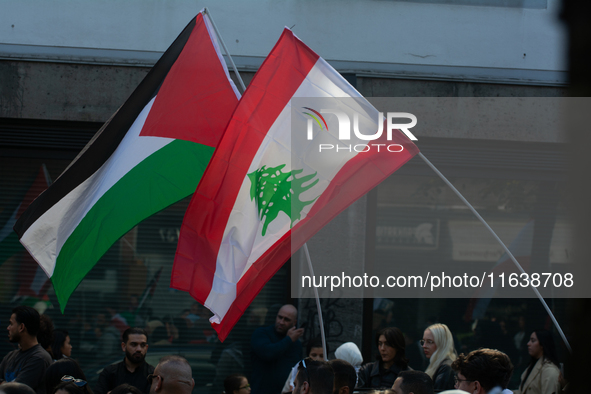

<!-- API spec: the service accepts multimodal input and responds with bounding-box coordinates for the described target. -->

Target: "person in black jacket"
[422,323,457,392]
[357,327,410,389]
[94,328,154,394]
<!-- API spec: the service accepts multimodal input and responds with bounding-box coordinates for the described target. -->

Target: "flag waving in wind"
[14,11,240,311]
[172,28,420,341]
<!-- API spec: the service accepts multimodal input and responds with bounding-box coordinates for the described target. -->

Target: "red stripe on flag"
[171,29,319,298]
[17,167,50,220]
[139,13,239,146]
[211,123,419,340]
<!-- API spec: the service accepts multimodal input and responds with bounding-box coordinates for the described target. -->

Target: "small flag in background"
[137,266,164,312]
[0,165,51,268]
[464,220,534,321]
[14,11,240,311]
[1,165,52,298]
[172,29,419,341]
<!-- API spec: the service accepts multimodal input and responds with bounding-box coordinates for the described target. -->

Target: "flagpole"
[418,152,572,354]
[202,7,247,93]
[303,243,329,361]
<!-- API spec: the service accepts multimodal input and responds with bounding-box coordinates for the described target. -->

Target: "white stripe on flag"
[205,58,380,322]
[20,97,172,276]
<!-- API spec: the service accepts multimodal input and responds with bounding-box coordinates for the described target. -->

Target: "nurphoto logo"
[303,107,417,153]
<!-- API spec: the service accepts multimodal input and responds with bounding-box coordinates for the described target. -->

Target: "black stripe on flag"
[14,17,198,237]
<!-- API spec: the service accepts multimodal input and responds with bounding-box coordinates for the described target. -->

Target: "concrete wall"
[2,0,566,72]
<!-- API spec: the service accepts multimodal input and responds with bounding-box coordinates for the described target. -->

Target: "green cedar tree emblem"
[248,164,319,236]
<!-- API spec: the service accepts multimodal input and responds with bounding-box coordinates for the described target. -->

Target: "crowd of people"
[0,304,567,394]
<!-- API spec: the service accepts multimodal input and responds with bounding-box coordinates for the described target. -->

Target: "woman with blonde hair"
[422,323,457,391]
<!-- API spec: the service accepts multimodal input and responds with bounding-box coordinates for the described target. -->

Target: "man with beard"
[95,328,154,394]
[251,304,304,394]
[0,306,52,393]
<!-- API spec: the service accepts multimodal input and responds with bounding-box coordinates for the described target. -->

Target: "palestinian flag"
[14,11,240,311]
[172,29,419,340]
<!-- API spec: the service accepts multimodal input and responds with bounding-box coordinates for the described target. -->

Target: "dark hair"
[51,382,85,394]
[520,330,559,390]
[295,357,334,394]
[38,314,54,353]
[52,329,70,359]
[452,348,513,391]
[121,327,148,344]
[12,306,40,337]
[109,384,143,394]
[329,359,356,393]
[376,327,408,369]
[306,337,327,357]
[223,374,247,394]
[44,359,91,394]
[532,329,560,366]
[397,370,434,394]
[0,382,36,394]
[151,326,168,345]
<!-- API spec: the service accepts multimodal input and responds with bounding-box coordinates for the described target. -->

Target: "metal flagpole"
[202,7,247,93]
[303,243,329,361]
[418,152,572,354]
[199,8,328,358]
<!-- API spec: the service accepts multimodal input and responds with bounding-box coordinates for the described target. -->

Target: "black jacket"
[357,360,409,389]
[432,361,455,391]
[94,359,155,394]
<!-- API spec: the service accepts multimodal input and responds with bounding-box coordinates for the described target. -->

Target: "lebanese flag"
[14,11,240,311]
[172,29,420,341]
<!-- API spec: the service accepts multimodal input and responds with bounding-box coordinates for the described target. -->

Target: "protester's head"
[307,337,326,361]
[376,327,408,369]
[8,306,41,343]
[334,342,363,369]
[44,358,89,394]
[223,374,251,394]
[451,348,513,393]
[294,357,334,394]
[52,382,85,394]
[52,329,72,359]
[528,329,559,366]
[38,314,54,354]
[0,382,36,394]
[52,375,92,394]
[109,384,143,394]
[391,371,434,394]
[423,323,457,378]
[329,359,356,394]
[121,327,148,365]
[148,355,194,394]
[275,304,297,335]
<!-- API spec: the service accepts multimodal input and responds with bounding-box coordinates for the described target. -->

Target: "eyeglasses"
[454,375,474,386]
[420,339,435,346]
[61,376,87,387]
[147,374,163,385]
[239,384,251,390]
